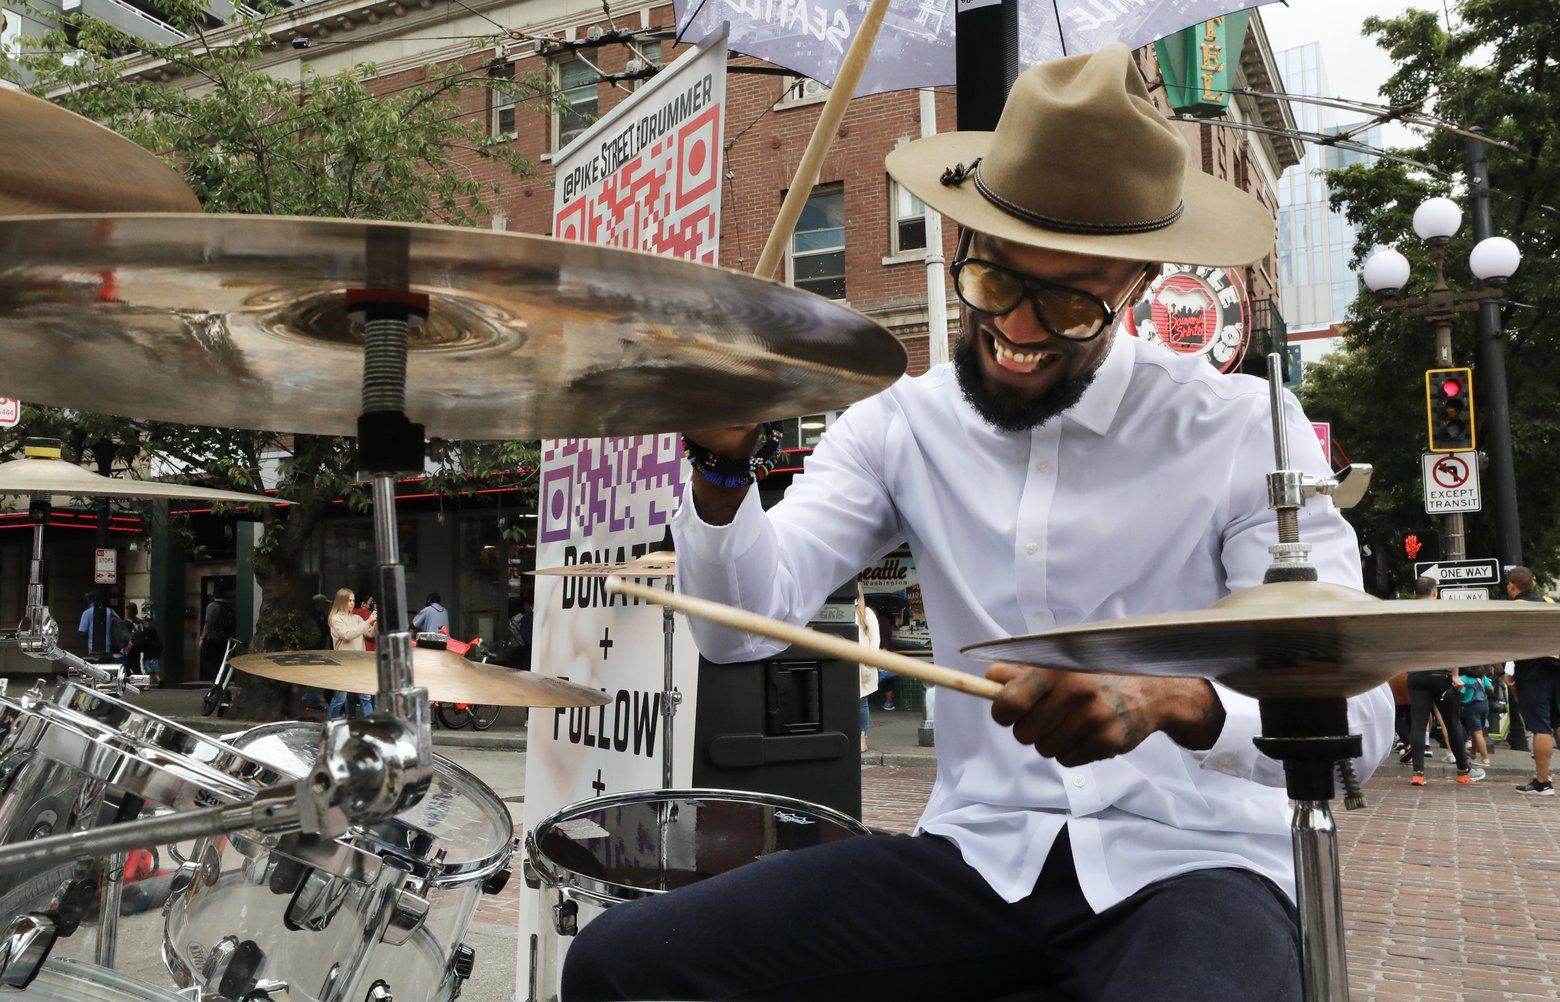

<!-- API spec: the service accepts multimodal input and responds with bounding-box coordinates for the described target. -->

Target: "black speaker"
[691,615,862,821]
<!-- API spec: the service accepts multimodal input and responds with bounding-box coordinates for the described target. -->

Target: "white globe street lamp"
[1361,248,1411,295]
[1412,197,1462,243]
[1469,236,1522,284]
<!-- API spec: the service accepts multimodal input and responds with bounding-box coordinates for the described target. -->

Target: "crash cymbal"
[0,441,278,504]
[233,648,610,708]
[533,551,676,578]
[0,214,904,440]
[963,580,1560,700]
[1,89,200,215]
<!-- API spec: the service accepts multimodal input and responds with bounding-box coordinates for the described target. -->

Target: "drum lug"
[365,978,394,1001]
[552,896,579,937]
[168,859,202,896]
[449,943,476,998]
[285,869,348,932]
[380,884,431,946]
[483,862,513,895]
[521,858,541,890]
[0,912,59,988]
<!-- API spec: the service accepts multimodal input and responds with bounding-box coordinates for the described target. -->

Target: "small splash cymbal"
[233,648,609,708]
[963,580,1560,700]
[532,551,676,579]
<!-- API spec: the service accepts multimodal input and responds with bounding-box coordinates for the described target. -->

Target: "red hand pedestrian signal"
[1404,533,1423,560]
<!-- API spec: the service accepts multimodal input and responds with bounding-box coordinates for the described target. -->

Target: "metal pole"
[1429,253,1466,564]
[1292,800,1351,1001]
[661,579,677,789]
[1465,133,1523,568]
[920,87,949,369]
[95,852,123,968]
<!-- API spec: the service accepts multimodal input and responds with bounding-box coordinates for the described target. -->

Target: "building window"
[890,181,927,255]
[777,74,830,108]
[631,40,663,89]
[554,57,597,150]
[788,186,846,300]
[490,61,517,137]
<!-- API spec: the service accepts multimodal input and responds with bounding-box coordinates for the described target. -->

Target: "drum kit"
[0,87,1553,1002]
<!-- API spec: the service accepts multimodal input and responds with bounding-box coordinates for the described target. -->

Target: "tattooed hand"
[984,664,1225,767]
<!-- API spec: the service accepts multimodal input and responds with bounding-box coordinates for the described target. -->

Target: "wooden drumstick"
[605,575,1004,700]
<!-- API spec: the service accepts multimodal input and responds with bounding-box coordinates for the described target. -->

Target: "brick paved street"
[864,767,1560,1000]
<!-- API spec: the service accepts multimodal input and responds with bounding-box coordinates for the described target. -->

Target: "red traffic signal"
[1425,367,1475,452]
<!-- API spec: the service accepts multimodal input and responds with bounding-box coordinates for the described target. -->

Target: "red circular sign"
[1127,265,1251,373]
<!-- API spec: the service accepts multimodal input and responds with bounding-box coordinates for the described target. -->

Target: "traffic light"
[1425,367,1475,452]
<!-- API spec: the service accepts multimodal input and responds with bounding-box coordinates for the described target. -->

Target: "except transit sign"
[1415,559,1501,587]
[1422,450,1481,513]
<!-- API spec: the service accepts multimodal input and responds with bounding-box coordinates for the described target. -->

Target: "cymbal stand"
[13,494,135,696]
[1252,353,1374,1002]
[661,575,680,789]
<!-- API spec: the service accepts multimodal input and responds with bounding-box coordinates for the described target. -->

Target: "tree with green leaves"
[1,3,549,713]
[1306,0,1558,593]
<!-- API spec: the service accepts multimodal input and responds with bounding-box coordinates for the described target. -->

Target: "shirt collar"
[1064,328,1135,436]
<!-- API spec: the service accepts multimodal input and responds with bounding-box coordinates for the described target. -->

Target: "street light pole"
[1465,133,1523,568]
[1425,246,1465,563]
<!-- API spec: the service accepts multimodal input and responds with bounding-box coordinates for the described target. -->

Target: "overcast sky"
[1260,0,1448,105]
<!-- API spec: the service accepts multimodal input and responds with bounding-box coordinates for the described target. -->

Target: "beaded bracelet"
[682,422,785,488]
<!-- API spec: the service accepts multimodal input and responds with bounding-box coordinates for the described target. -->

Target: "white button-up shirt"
[672,331,1393,909]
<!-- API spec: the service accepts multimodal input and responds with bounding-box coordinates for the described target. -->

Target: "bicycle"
[435,702,502,731]
[200,638,246,717]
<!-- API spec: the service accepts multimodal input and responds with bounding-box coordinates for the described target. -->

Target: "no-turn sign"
[1422,451,1481,513]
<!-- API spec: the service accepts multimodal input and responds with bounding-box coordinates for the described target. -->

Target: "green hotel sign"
[1153,11,1252,117]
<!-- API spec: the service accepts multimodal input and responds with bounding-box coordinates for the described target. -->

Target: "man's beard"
[953,334,1100,433]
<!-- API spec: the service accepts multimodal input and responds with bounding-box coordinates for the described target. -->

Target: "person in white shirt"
[562,46,1392,1002]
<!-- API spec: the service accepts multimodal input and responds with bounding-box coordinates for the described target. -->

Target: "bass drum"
[164,721,516,1002]
[523,789,868,1002]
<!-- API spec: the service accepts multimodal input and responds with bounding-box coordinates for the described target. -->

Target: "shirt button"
[1072,776,1086,788]
[1024,541,1038,555]
[1035,461,1051,473]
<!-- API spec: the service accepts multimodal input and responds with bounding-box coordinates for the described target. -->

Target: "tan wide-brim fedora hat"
[886,44,1274,268]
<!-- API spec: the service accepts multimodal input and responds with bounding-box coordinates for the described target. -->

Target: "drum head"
[532,789,867,903]
[14,959,183,1000]
[228,721,513,882]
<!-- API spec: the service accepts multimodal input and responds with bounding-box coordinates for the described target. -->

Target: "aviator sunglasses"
[949,238,1149,342]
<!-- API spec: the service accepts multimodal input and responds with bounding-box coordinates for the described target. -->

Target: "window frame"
[553,56,599,152]
[786,185,847,302]
[888,179,928,258]
[489,59,517,139]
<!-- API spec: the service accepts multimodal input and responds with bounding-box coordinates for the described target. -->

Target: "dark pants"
[561,828,1300,1002]
[1409,671,1469,774]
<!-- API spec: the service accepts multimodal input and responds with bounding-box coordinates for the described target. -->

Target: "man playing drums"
[564,45,1392,1001]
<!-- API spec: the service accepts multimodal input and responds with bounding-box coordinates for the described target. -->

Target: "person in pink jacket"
[327,587,375,719]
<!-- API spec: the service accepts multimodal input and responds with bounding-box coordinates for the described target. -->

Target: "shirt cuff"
[1185,682,1269,783]
[672,484,765,563]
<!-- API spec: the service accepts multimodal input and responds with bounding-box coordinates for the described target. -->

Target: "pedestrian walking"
[122,602,163,687]
[1505,566,1560,795]
[196,592,234,680]
[78,593,123,656]
[1408,577,1477,785]
[1459,665,1495,769]
[327,587,375,719]
[411,592,449,633]
[354,593,377,652]
[855,585,880,752]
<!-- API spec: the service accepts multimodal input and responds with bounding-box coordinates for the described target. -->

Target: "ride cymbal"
[0,214,905,440]
[963,580,1560,700]
[1,89,200,215]
[233,648,609,708]
[532,551,676,578]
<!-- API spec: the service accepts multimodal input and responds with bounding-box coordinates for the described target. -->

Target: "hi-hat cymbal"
[0,453,279,505]
[963,580,1560,700]
[233,648,609,708]
[1,90,200,215]
[0,214,905,440]
[533,551,676,579]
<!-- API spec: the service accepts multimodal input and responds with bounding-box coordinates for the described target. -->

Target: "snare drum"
[523,790,868,1002]
[164,721,516,1002]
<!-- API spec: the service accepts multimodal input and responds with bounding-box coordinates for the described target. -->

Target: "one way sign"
[1415,559,1501,587]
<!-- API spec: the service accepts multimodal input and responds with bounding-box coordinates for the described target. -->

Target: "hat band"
[944,158,1185,236]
